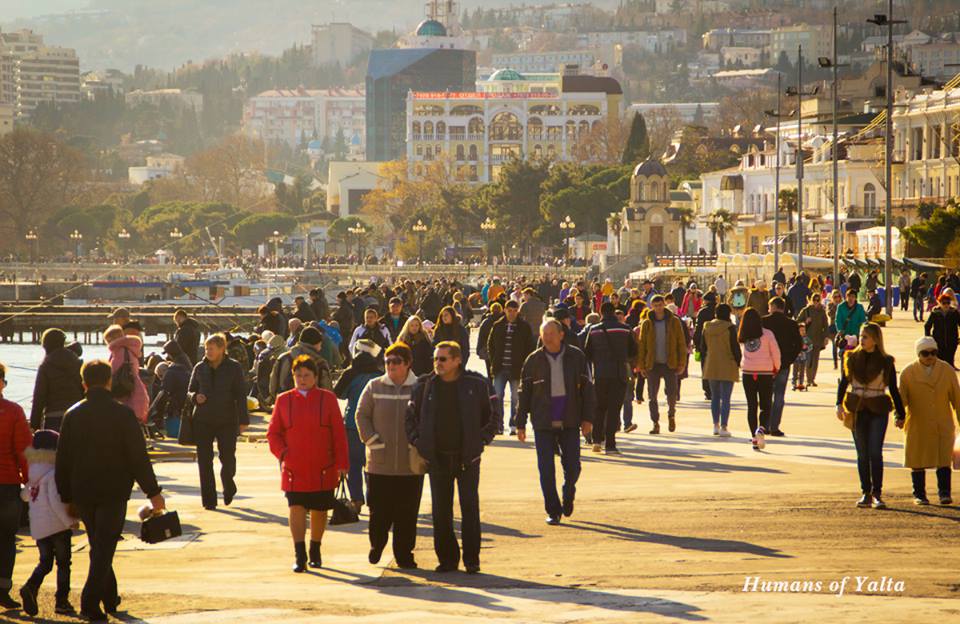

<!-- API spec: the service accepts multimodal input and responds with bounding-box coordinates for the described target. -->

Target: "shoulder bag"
[329,476,359,525]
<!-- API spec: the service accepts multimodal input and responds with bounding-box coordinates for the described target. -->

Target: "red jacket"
[267,387,349,492]
[0,397,32,485]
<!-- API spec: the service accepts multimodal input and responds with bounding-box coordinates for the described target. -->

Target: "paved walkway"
[9,317,960,622]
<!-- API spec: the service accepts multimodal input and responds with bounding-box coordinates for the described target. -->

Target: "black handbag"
[177,400,196,446]
[329,476,359,526]
[141,510,183,544]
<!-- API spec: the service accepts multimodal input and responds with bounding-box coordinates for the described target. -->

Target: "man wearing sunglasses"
[405,342,499,574]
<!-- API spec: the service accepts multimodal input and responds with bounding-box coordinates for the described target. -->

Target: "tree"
[621,112,650,164]
[186,134,269,209]
[644,106,684,161]
[708,209,735,254]
[0,128,86,247]
[483,159,550,258]
[607,212,624,261]
[570,115,629,164]
[232,213,297,250]
[778,188,798,249]
[328,215,367,255]
[676,205,697,255]
[903,202,960,256]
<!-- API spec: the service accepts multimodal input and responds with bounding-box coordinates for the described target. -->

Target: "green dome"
[489,68,524,81]
[416,19,447,37]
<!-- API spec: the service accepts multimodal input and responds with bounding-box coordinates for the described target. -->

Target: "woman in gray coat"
[355,342,424,569]
[797,293,830,387]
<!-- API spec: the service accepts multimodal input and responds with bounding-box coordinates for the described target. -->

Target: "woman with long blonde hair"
[397,315,434,376]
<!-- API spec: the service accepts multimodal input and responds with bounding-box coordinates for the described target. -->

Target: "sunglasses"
[433,355,451,362]
[385,357,405,365]
[919,350,938,357]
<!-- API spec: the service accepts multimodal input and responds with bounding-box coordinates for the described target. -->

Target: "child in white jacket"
[19,430,76,617]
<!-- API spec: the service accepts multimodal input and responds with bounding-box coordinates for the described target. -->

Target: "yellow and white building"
[405,70,622,183]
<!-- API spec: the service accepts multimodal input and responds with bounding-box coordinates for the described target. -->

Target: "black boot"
[911,469,928,504]
[937,467,952,504]
[0,591,21,609]
[309,541,322,568]
[293,541,307,573]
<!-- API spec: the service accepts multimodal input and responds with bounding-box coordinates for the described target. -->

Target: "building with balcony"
[769,24,831,66]
[243,87,365,156]
[702,28,772,52]
[405,71,622,183]
[311,23,374,67]
[0,103,12,135]
[491,50,597,74]
[0,29,79,118]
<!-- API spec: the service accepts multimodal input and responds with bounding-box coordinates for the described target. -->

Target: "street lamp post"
[25,229,38,263]
[868,2,906,316]
[69,229,83,260]
[169,227,183,262]
[480,217,496,265]
[348,223,369,263]
[819,7,851,291]
[413,219,429,265]
[269,230,283,268]
[764,73,785,273]
[117,227,131,259]
[786,47,819,275]
[559,215,576,264]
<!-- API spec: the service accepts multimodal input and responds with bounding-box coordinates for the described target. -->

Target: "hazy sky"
[0,1,89,20]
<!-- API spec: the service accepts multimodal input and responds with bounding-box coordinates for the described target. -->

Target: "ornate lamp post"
[25,229,38,263]
[348,223,370,262]
[480,217,497,265]
[559,215,576,264]
[268,230,283,268]
[69,229,83,259]
[117,227,131,258]
[412,218,429,265]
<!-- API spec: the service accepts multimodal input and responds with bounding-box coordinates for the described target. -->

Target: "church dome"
[416,19,447,37]
[489,68,524,81]
[632,158,667,178]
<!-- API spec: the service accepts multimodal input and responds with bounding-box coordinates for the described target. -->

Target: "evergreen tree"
[621,112,650,164]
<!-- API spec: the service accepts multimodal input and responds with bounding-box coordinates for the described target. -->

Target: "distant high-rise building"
[366,2,475,162]
[0,104,13,136]
[0,29,80,118]
[311,23,374,67]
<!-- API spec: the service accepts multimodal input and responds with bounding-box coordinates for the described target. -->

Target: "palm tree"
[708,209,735,254]
[778,188,798,251]
[607,212,623,263]
[676,206,696,256]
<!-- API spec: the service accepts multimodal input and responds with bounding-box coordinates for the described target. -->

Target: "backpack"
[111,348,136,399]
[731,290,747,309]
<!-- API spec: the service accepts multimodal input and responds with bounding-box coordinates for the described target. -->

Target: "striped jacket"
[355,371,420,476]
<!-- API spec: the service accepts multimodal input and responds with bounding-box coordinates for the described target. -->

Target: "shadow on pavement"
[565,520,792,559]
[580,453,786,474]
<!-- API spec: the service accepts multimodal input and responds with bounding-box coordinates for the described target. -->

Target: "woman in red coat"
[268,355,348,573]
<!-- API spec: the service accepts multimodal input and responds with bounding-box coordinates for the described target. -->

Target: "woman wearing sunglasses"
[897,336,960,506]
[354,343,424,569]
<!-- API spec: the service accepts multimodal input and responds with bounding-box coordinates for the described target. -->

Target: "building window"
[456,144,465,160]
[436,121,445,139]
[468,117,484,137]
[469,144,478,161]
[423,121,433,139]
[863,183,876,215]
[490,112,522,141]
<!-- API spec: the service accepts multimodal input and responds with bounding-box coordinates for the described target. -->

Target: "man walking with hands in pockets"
[516,320,595,525]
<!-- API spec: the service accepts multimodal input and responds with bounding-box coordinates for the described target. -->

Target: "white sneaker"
[509,427,517,436]
[754,427,766,450]
[713,423,720,436]
[719,427,732,437]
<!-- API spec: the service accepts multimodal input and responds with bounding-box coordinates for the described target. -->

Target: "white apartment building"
[576,30,687,55]
[891,86,960,208]
[128,153,185,186]
[491,50,596,74]
[125,89,203,113]
[702,28,771,52]
[0,29,80,118]
[721,46,763,67]
[769,24,831,66]
[243,87,365,156]
[311,23,374,67]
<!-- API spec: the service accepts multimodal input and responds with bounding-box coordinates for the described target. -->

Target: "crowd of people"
[1,265,959,619]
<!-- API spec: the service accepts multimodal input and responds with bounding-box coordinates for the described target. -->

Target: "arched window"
[451,104,483,116]
[568,104,601,116]
[578,120,590,136]
[456,144,465,160]
[424,146,433,160]
[413,104,444,116]
[490,112,522,141]
[649,182,659,201]
[469,144,478,161]
[528,117,543,140]
[864,183,876,215]
[546,144,556,158]
[436,121,446,139]
[423,121,433,138]
[468,117,484,137]
[565,120,576,139]
[533,144,543,158]
[412,121,421,137]
[636,180,645,201]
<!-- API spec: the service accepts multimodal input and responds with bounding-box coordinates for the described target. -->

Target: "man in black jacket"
[56,360,164,621]
[292,296,317,324]
[762,297,802,437]
[187,334,249,510]
[516,320,594,525]
[382,297,409,342]
[405,341,498,575]
[173,309,202,366]
[30,327,84,431]
[486,300,536,435]
[692,292,718,400]
[583,302,638,454]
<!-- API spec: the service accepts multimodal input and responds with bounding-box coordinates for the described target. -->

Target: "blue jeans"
[768,367,790,432]
[493,371,519,431]
[345,428,366,504]
[534,428,581,518]
[853,410,889,495]
[707,380,734,427]
[25,529,71,600]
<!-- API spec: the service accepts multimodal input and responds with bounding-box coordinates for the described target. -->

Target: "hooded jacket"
[269,342,333,400]
[30,346,84,430]
[108,335,149,424]
[334,352,382,430]
[355,371,422,476]
[21,451,74,540]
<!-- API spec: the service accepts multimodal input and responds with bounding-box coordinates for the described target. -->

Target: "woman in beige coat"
[354,342,424,568]
[898,335,960,505]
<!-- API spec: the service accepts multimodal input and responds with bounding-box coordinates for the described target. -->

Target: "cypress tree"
[621,111,650,164]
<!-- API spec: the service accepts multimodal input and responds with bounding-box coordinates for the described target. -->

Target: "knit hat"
[353,338,382,359]
[915,336,938,355]
[299,326,323,346]
[41,328,67,353]
[32,429,59,451]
